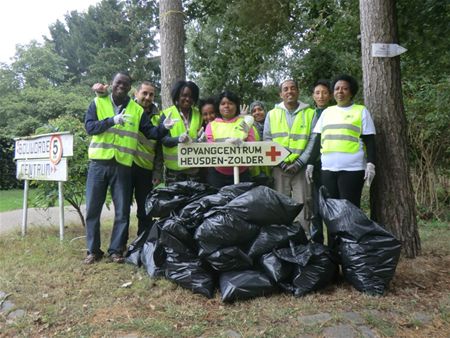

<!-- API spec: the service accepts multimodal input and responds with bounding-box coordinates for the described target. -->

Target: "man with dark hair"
[263,79,315,235]
[83,72,175,264]
[131,81,163,236]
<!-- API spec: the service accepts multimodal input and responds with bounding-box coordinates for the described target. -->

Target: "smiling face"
[313,84,332,109]
[251,105,266,123]
[111,73,131,103]
[280,80,299,109]
[201,103,216,123]
[135,84,155,110]
[219,97,238,120]
[178,86,194,112]
[334,80,353,107]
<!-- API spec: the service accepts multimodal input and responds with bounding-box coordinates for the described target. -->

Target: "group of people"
[83,71,376,264]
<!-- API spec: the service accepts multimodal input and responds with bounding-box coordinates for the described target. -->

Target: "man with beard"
[84,72,175,264]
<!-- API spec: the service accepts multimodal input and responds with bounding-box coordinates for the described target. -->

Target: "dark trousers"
[131,163,154,237]
[207,168,251,189]
[85,160,132,256]
[310,166,325,244]
[321,170,365,208]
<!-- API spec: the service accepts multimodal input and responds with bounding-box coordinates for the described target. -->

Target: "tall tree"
[359,0,420,257]
[159,0,185,109]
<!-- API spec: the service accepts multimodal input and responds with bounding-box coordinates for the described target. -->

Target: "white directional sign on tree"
[371,43,407,57]
[178,141,290,168]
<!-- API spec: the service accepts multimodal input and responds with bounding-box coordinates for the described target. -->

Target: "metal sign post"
[178,141,290,184]
[14,132,73,240]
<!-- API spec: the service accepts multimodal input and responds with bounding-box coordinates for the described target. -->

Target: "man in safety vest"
[263,79,315,235]
[84,72,175,265]
[132,81,163,237]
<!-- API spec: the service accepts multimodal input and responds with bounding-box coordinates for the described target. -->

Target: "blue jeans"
[85,160,132,256]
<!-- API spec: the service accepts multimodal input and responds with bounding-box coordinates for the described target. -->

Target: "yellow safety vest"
[161,105,202,170]
[321,104,363,153]
[88,96,143,167]
[248,125,271,178]
[269,106,315,164]
[134,113,160,170]
[210,118,245,141]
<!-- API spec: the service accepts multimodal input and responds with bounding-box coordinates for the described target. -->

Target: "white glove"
[163,111,179,130]
[196,127,206,142]
[178,132,193,143]
[364,162,376,187]
[113,111,132,126]
[305,164,314,184]
[226,138,244,146]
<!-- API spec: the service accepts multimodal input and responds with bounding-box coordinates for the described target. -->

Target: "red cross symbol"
[266,146,281,161]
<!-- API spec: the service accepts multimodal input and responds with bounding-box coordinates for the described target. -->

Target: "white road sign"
[178,141,290,168]
[16,158,68,181]
[14,132,73,160]
[372,43,407,57]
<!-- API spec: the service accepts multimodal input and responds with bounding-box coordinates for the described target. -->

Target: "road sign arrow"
[178,141,290,168]
[372,43,407,57]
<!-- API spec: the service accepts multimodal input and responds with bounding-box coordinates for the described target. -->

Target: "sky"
[0,0,101,64]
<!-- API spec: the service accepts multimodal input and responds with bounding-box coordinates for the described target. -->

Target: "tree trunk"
[360,0,420,257]
[159,0,186,109]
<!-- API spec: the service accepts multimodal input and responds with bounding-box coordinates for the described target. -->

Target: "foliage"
[0,136,19,189]
[31,115,90,227]
[48,0,159,85]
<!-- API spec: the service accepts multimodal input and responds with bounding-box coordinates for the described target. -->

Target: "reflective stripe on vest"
[210,118,245,142]
[321,104,363,153]
[134,114,160,170]
[161,105,202,170]
[269,107,315,164]
[88,97,143,167]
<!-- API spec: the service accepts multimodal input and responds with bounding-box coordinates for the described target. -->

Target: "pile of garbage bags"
[125,182,401,302]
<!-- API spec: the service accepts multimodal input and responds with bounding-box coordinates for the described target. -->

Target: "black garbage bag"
[125,227,151,267]
[165,254,216,298]
[225,186,303,225]
[260,251,294,283]
[145,181,217,218]
[206,246,253,272]
[247,223,308,258]
[275,243,338,297]
[195,210,260,256]
[318,186,402,295]
[178,182,256,224]
[219,270,276,303]
[141,220,167,277]
[160,217,197,252]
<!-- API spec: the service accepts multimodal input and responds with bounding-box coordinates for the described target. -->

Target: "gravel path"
[0,205,123,235]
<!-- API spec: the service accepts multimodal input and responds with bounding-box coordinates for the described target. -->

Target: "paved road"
[0,205,136,235]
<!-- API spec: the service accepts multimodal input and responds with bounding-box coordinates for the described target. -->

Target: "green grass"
[0,189,39,212]
[0,221,448,337]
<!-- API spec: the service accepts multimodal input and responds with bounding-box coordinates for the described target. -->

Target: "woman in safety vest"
[159,80,203,184]
[205,91,256,188]
[311,74,376,208]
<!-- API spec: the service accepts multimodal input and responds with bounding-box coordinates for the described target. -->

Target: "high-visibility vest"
[134,113,160,170]
[248,125,271,178]
[210,118,245,141]
[269,107,315,164]
[161,105,202,170]
[321,104,363,153]
[88,96,143,167]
